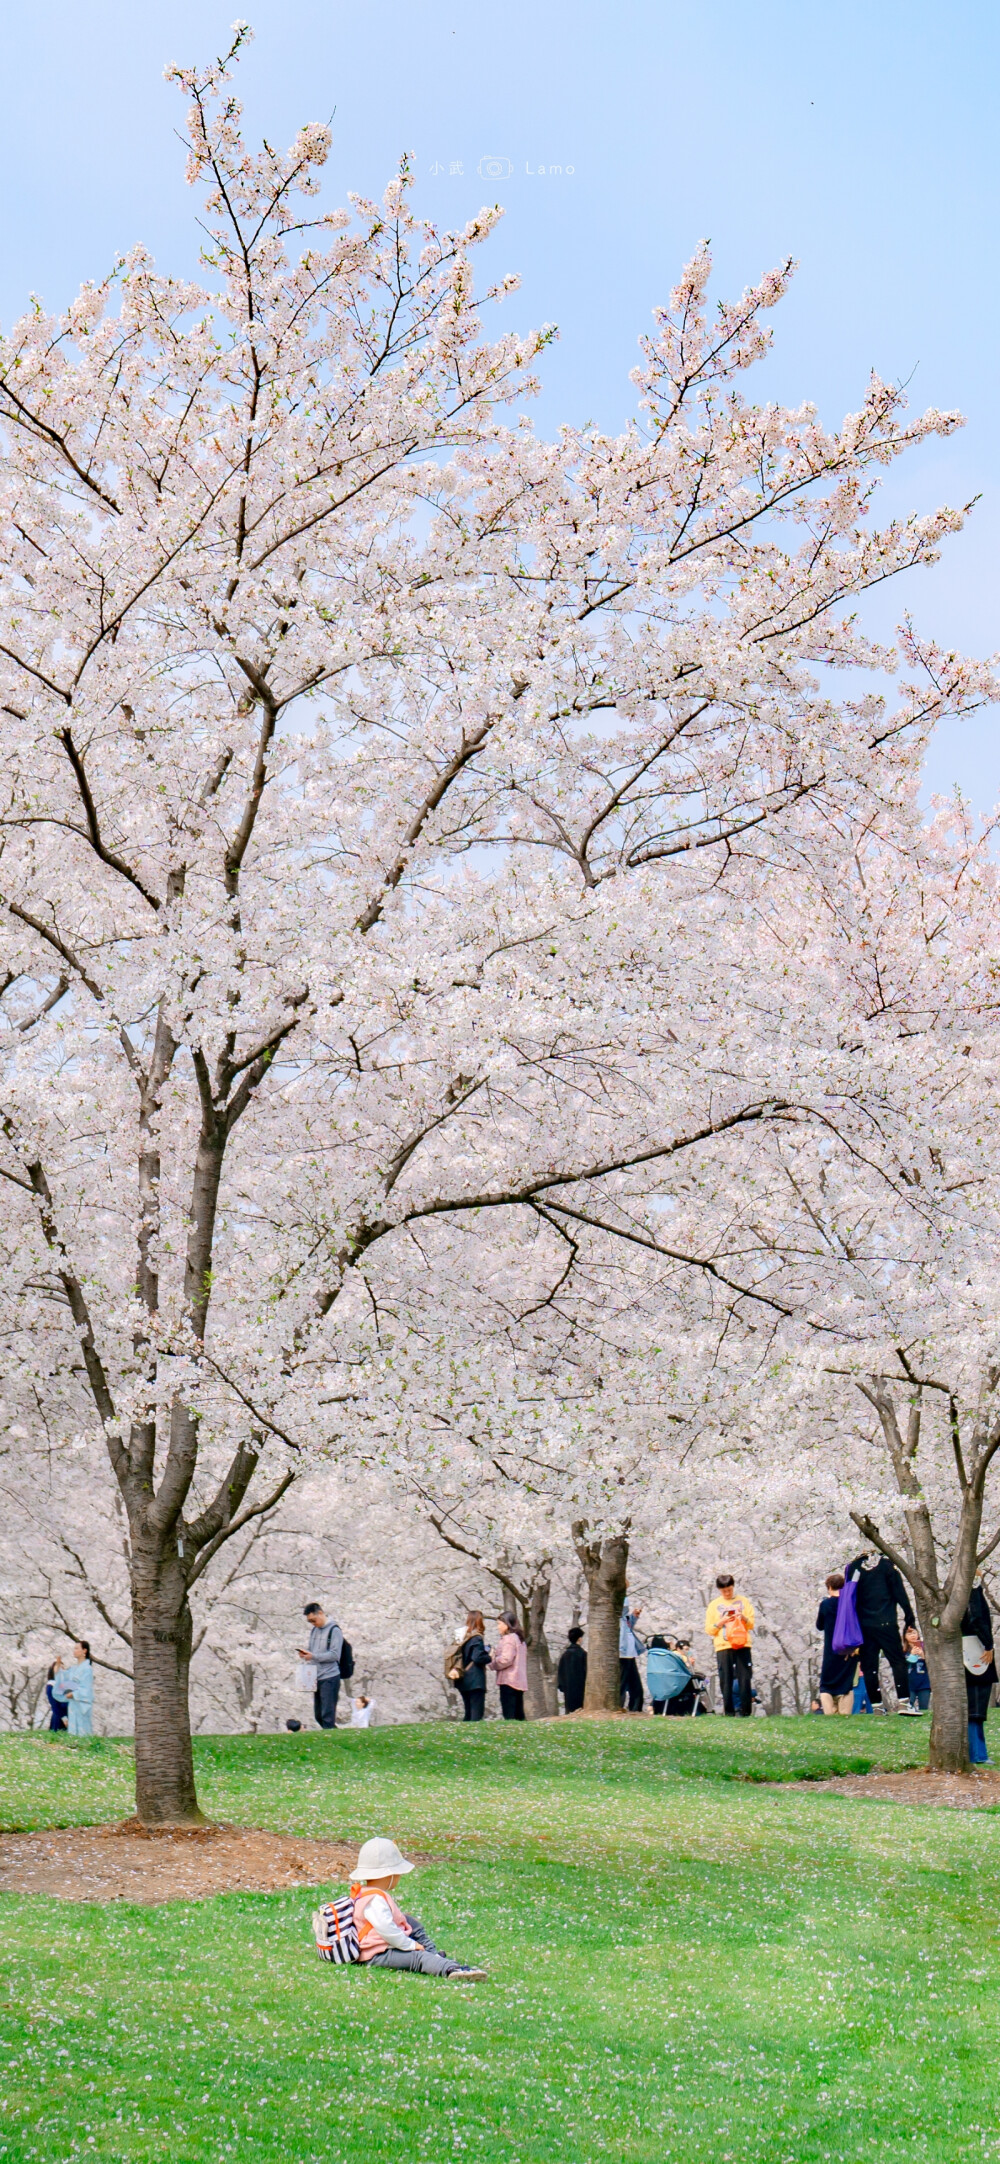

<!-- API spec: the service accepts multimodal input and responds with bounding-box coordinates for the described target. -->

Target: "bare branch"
[185,1469,296,1587]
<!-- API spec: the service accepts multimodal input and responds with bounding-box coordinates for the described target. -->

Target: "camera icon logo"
[477,154,514,180]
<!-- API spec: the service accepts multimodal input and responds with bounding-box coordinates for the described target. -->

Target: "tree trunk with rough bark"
[131,1536,203,1825]
[523,1574,558,1719]
[916,1612,970,1774]
[572,1523,628,1713]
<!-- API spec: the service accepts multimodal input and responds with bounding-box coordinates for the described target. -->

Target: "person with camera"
[704,1573,755,1717]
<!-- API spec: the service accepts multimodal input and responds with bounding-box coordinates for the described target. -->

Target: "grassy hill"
[0,1717,995,2161]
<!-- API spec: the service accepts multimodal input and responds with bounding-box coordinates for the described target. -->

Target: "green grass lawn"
[0,1716,997,2162]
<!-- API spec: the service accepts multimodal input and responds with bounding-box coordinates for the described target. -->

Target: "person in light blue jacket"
[619,1594,646,1712]
[646,1636,697,1716]
[50,1641,94,1736]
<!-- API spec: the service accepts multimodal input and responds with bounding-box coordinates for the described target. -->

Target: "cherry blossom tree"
[0,31,551,1816]
[0,26,987,1814]
[617,811,1000,1768]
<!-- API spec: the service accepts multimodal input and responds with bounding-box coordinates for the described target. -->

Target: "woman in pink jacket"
[491,1611,527,1720]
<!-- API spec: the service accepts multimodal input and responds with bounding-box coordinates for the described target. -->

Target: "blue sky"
[3,1,996,796]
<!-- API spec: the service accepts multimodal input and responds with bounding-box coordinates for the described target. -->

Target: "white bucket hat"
[353,1837,415,1880]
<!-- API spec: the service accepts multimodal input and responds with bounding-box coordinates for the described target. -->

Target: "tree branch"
[976,1522,1000,1568]
[848,1509,915,1586]
[0,377,121,513]
[17,973,69,1033]
[183,1440,261,1556]
[56,728,161,911]
[3,901,104,1007]
[0,1120,125,1483]
[949,1395,969,1495]
[51,1532,133,1648]
[355,715,494,933]
[185,1468,296,1588]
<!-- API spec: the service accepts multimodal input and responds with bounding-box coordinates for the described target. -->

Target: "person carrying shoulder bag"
[446,1612,490,1722]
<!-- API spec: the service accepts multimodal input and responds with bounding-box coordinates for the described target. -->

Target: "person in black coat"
[846,1554,914,1710]
[962,1581,996,1765]
[815,1572,862,1713]
[456,1610,490,1722]
[557,1627,587,1713]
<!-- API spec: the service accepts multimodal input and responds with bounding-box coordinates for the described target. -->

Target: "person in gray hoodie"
[297,1602,344,1728]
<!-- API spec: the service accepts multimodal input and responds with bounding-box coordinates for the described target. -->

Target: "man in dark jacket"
[846,1554,914,1711]
[557,1627,587,1713]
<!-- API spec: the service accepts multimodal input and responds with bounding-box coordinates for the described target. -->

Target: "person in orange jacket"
[704,1573,755,1717]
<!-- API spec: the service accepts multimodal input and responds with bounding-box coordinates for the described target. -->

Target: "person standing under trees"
[297,1603,344,1730]
[705,1575,755,1718]
[816,1573,862,1715]
[49,1641,94,1736]
[45,1662,67,1732]
[451,1613,490,1722]
[903,1625,932,1712]
[619,1592,646,1713]
[491,1613,527,1720]
[961,1580,996,1766]
[845,1554,914,1713]
[557,1627,587,1714]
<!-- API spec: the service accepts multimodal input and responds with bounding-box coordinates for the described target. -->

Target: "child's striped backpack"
[311,1895,360,1965]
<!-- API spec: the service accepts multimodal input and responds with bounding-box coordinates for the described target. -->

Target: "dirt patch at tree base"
[791,1767,1000,1808]
[0,1822,361,1903]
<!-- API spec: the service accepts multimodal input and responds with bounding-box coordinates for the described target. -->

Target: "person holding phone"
[704,1574,755,1717]
[297,1602,345,1729]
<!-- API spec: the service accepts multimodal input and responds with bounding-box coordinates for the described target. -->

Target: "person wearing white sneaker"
[350,1838,487,1981]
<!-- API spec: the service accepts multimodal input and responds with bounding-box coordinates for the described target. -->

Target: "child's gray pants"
[367,1913,461,1977]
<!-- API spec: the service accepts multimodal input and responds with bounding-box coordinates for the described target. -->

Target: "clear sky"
[2,1,996,797]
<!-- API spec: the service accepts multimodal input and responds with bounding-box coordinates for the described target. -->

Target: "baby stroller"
[670,1639,709,1716]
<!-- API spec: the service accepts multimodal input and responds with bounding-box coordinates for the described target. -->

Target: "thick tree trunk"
[523,1575,558,1719]
[131,1537,203,1824]
[918,1617,970,1774]
[573,1526,628,1713]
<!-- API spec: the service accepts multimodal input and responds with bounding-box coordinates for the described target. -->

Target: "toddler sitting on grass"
[351,1838,487,1981]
